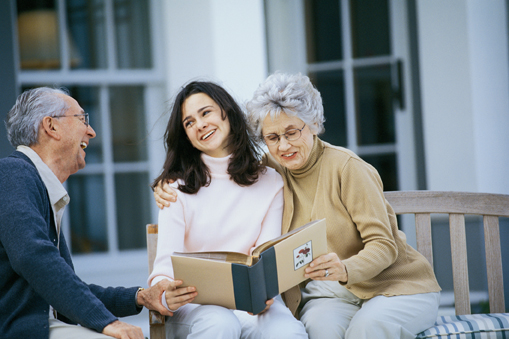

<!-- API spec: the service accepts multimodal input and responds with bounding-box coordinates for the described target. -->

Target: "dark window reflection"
[355,65,394,145]
[350,0,390,58]
[68,174,108,253]
[114,0,152,69]
[305,0,342,63]
[361,153,398,191]
[115,172,151,250]
[67,0,107,69]
[110,86,148,162]
[310,70,347,147]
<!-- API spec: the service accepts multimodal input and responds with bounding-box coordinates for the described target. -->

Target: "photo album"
[171,218,328,314]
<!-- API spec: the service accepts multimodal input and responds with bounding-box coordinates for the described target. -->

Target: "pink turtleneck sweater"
[148,153,284,288]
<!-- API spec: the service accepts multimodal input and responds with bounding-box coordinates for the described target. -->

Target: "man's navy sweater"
[0,151,141,339]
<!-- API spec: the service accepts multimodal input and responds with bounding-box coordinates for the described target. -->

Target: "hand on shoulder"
[153,180,177,209]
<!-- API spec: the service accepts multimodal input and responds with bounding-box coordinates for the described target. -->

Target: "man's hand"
[137,280,173,316]
[153,180,177,209]
[102,320,144,339]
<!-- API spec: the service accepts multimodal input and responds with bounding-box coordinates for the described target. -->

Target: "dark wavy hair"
[152,81,265,194]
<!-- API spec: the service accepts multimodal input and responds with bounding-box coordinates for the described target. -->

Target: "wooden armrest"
[149,310,165,326]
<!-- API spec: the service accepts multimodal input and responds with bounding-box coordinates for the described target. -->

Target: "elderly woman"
[155,73,441,339]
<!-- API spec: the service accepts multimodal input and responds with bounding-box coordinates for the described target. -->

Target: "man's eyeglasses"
[54,113,89,127]
[263,123,306,146]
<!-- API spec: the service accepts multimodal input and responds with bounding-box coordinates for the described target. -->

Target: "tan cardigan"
[264,138,441,316]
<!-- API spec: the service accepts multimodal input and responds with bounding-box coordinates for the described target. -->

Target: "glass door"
[265,0,418,194]
[305,0,416,192]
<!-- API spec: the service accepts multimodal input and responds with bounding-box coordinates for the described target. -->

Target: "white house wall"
[467,0,509,194]
[417,0,509,194]
[163,0,268,106]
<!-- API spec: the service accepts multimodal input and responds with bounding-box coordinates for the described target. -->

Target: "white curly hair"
[246,72,325,141]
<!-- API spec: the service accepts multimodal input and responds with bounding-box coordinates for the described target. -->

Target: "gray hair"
[246,72,325,140]
[5,87,69,147]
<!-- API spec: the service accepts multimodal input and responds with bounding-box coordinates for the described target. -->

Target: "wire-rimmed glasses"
[263,123,306,146]
[54,113,89,127]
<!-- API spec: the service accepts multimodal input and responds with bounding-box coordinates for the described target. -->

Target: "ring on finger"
[324,269,329,278]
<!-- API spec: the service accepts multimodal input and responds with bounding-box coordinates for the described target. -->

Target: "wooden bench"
[384,191,509,338]
[146,191,509,338]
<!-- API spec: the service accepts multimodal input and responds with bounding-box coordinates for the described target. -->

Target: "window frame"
[17,0,166,256]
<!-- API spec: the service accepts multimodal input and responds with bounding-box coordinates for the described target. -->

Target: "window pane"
[350,0,390,58]
[305,0,342,63]
[114,0,152,69]
[67,175,108,253]
[110,86,148,162]
[115,172,151,250]
[354,65,395,145]
[310,70,347,147]
[17,0,60,69]
[68,86,103,163]
[361,154,398,191]
[67,0,107,69]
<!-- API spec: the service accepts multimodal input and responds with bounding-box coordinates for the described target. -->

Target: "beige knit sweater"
[264,137,441,315]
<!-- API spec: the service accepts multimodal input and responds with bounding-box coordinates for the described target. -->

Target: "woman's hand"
[248,298,275,316]
[304,253,348,283]
[153,180,177,209]
[165,280,198,314]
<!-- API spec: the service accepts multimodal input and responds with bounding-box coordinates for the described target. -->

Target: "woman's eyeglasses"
[263,123,306,146]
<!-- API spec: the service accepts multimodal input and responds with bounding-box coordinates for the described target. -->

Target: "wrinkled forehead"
[262,111,304,134]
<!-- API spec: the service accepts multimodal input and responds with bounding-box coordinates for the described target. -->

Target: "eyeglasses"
[54,113,89,127]
[263,123,306,146]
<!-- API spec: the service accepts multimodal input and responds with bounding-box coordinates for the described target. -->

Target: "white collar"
[16,146,70,211]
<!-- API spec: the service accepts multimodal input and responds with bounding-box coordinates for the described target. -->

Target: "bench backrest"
[384,191,509,315]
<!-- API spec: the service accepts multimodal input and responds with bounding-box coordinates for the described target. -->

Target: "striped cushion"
[416,313,509,338]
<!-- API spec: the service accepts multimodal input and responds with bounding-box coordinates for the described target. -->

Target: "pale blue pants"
[49,319,114,339]
[165,295,307,339]
[299,281,440,339]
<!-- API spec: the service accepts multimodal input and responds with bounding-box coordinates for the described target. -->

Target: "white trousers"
[299,281,440,339]
[165,296,308,339]
[49,319,114,339]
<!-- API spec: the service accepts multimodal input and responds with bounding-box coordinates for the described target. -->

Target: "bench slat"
[483,216,505,313]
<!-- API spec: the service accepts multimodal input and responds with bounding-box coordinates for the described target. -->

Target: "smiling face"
[262,111,316,170]
[57,94,96,175]
[181,93,231,158]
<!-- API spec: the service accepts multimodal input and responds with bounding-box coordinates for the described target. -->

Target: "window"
[305,0,400,191]
[17,0,163,254]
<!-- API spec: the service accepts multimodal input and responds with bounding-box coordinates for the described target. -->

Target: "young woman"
[148,81,307,339]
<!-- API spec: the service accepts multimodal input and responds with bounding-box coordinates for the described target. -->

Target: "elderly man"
[0,87,171,339]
